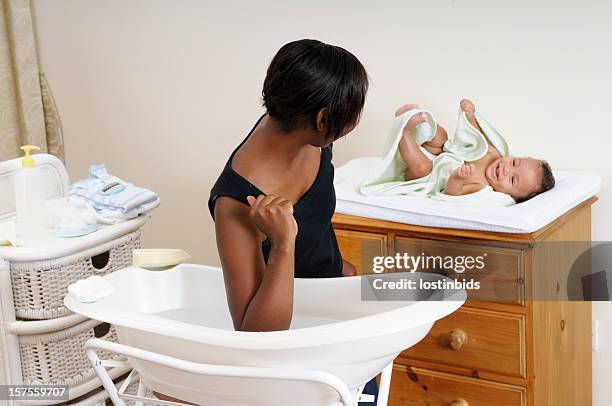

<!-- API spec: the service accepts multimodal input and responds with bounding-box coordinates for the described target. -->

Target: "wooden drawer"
[334,229,387,275]
[399,307,526,379]
[394,237,525,305]
[388,364,526,406]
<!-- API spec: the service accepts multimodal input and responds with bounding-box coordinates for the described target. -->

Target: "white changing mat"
[335,157,602,233]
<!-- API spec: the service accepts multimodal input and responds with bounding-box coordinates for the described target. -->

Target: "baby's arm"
[444,164,486,196]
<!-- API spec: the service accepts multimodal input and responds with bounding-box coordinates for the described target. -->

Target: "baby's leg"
[398,113,433,180]
[395,103,447,157]
[422,124,448,155]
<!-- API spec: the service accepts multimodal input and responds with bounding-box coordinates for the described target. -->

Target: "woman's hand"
[246,195,298,248]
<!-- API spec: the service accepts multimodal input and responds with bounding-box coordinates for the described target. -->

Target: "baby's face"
[485,156,541,201]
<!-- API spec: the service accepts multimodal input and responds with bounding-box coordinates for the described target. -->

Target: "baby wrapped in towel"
[359,99,555,205]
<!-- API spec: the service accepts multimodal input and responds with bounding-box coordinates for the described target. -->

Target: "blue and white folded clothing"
[70,164,160,223]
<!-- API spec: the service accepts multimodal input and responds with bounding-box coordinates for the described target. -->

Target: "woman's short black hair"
[262,39,369,140]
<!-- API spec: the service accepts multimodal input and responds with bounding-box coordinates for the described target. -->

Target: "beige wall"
[31,0,611,403]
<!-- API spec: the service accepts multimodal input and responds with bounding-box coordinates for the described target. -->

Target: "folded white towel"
[68,275,115,303]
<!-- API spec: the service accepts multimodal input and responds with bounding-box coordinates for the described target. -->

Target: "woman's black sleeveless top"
[208,114,343,278]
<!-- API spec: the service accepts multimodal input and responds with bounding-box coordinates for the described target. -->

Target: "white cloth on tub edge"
[68,275,114,303]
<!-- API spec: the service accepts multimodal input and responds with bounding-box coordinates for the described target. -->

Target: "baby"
[396,99,555,203]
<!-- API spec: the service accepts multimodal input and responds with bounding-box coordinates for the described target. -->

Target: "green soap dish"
[55,224,98,238]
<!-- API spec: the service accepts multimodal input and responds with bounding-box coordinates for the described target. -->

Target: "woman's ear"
[315,108,328,133]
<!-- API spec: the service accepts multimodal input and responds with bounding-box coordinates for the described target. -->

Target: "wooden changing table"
[332,197,596,406]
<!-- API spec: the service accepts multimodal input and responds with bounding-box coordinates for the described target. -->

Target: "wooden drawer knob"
[446,329,468,351]
[449,399,469,406]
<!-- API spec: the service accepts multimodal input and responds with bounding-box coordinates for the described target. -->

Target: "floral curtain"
[0,0,64,162]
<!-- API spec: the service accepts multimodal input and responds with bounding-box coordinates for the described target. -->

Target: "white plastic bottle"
[13,145,48,241]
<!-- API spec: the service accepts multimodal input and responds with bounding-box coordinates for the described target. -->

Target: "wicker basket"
[10,230,141,320]
[18,318,125,386]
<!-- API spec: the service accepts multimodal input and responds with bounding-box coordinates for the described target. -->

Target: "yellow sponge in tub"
[132,249,191,270]
[68,275,114,303]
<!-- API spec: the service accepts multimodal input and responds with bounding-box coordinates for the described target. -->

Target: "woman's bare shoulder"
[214,197,263,243]
[214,197,250,226]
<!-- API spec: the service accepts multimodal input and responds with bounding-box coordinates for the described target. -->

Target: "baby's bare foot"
[460,99,476,116]
[395,103,420,117]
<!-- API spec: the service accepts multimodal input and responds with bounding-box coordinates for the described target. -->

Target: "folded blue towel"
[70,164,160,223]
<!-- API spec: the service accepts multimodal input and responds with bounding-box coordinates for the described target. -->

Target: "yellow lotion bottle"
[13,145,48,240]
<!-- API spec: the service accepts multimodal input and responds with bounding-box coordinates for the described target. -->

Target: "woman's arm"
[342,259,357,276]
[214,195,297,331]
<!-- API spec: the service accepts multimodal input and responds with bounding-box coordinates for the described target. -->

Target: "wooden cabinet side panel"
[530,206,592,406]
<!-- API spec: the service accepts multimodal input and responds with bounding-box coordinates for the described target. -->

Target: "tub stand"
[85,338,393,406]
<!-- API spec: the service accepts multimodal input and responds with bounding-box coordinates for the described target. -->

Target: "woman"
[208,39,376,403]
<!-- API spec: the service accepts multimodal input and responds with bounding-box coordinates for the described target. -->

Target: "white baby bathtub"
[65,264,466,406]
